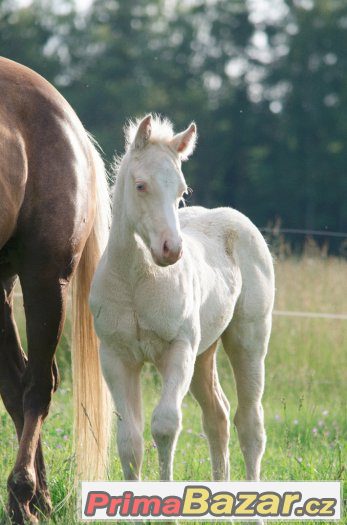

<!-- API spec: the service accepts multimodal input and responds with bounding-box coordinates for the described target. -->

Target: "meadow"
[0,255,346,524]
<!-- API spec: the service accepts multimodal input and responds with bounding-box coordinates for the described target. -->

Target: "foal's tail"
[71,138,112,481]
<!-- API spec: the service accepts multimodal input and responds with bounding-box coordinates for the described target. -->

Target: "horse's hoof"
[8,467,36,504]
[30,488,52,519]
[8,467,37,525]
[8,496,39,525]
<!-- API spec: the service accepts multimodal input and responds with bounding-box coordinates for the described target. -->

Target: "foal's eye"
[135,181,147,192]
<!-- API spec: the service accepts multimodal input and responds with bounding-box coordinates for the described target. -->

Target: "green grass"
[0,257,346,524]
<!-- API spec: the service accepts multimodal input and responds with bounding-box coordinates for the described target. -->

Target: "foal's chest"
[92,258,193,363]
[94,289,176,364]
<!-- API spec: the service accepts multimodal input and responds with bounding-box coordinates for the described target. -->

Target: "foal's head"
[120,114,197,266]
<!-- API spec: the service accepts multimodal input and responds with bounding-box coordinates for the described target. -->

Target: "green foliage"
[260,0,347,231]
[1,0,346,239]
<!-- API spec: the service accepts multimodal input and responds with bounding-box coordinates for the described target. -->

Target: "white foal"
[90,114,275,483]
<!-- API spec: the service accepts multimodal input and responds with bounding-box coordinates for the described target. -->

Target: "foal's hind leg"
[0,276,53,521]
[190,341,230,480]
[222,315,271,481]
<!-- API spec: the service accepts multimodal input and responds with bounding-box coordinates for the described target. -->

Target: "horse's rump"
[0,57,95,260]
[0,57,111,523]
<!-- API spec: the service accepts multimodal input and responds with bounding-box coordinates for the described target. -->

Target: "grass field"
[0,256,346,524]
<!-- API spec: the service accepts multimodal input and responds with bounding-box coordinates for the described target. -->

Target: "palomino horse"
[90,115,275,484]
[0,58,111,524]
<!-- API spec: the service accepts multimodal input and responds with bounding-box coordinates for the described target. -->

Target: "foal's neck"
[107,165,150,277]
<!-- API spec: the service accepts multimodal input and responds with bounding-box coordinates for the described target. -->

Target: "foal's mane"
[113,114,175,178]
[125,114,174,150]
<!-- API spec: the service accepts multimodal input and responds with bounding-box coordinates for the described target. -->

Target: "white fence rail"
[273,310,347,320]
[260,227,347,238]
[12,293,347,320]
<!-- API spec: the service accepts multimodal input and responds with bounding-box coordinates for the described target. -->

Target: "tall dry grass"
[0,254,346,524]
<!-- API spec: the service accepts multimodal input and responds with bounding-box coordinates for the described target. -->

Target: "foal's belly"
[198,301,235,354]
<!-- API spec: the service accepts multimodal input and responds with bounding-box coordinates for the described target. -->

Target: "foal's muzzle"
[151,238,183,266]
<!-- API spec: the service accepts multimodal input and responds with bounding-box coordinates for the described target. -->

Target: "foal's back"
[179,204,273,284]
[179,205,274,337]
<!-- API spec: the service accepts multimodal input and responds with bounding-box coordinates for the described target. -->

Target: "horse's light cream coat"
[90,115,275,488]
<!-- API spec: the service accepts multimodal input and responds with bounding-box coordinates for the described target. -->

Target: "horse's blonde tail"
[71,139,112,481]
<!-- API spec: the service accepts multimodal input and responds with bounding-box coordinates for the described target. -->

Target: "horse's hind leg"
[222,315,271,481]
[7,262,70,524]
[0,276,54,522]
[190,341,230,480]
[0,276,27,437]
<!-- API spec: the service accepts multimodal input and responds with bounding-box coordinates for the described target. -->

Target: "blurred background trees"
[1,0,347,250]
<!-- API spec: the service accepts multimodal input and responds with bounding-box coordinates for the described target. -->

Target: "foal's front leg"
[152,340,195,480]
[100,347,144,480]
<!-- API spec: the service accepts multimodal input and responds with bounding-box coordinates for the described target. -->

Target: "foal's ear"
[170,122,197,160]
[134,114,152,150]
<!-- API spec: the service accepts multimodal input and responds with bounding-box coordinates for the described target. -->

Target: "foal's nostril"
[163,241,169,256]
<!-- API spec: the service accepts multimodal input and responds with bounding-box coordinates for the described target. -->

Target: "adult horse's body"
[0,58,111,524]
[90,115,275,484]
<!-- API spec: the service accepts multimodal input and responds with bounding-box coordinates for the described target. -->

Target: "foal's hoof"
[240,519,264,525]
